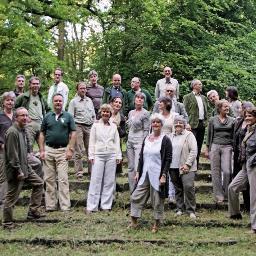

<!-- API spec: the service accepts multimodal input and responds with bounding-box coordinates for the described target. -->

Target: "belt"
[46,144,66,149]
[75,123,92,127]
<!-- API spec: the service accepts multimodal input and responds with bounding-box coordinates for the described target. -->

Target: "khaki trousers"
[228,164,256,229]
[127,140,143,192]
[2,171,43,224]
[210,143,232,201]
[131,173,164,220]
[43,146,70,211]
[74,124,91,175]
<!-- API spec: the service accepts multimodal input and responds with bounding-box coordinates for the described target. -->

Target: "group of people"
[0,66,255,235]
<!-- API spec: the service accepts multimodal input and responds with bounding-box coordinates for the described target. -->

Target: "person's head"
[191,79,202,93]
[88,70,98,85]
[150,113,164,134]
[15,75,25,91]
[54,67,63,84]
[2,91,16,111]
[131,77,141,91]
[15,107,29,128]
[76,81,87,98]
[99,104,112,122]
[207,90,219,105]
[134,91,145,109]
[174,115,187,134]
[245,107,256,126]
[29,76,40,96]
[163,67,172,78]
[165,85,176,99]
[110,96,123,113]
[52,93,63,113]
[240,101,254,117]
[226,86,238,101]
[216,99,230,115]
[112,74,121,87]
[159,96,172,112]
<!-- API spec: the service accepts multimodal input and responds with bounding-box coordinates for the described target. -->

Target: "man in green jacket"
[2,107,44,229]
[126,77,153,113]
[183,79,208,167]
[15,76,50,150]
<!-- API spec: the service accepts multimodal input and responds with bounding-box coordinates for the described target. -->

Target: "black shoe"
[2,222,19,230]
[230,213,242,220]
[27,210,46,220]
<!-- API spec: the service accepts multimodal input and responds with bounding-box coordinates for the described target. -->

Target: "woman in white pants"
[86,104,122,213]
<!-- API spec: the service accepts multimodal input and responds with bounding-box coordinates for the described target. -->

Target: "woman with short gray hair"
[168,115,198,218]
[126,92,150,192]
[129,113,172,232]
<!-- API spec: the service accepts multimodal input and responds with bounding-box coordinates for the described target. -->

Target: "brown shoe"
[151,225,158,233]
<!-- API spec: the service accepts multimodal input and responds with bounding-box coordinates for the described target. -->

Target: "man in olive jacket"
[183,79,208,167]
[2,107,44,229]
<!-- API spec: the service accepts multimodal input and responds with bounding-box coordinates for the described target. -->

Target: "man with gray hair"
[183,79,208,167]
[86,70,104,115]
[153,84,188,122]
[155,66,180,100]
[126,77,153,113]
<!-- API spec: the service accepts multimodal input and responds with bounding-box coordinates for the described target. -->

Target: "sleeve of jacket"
[137,139,146,178]
[14,95,23,108]
[118,114,126,138]
[179,102,189,122]
[206,117,214,149]
[185,133,198,167]
[162,136,172,176]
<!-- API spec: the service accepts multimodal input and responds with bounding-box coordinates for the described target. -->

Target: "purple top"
[86,83,104,112]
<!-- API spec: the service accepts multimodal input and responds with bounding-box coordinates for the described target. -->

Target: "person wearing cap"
[155,66,179,100]
[86,70,104,115]
[129,113,172,233]
[168,115,198,219]
[127,92,150,192]
[126,77,153,113]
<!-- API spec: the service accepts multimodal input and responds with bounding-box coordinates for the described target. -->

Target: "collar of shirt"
[174,130,186,136]
[192,91,201,96]
[113,86,120,90]
[99,118,111,126]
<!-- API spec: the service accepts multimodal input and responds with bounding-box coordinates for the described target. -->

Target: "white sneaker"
[189,213,197,219]
[169,196,176,204]
[176,210,183,216]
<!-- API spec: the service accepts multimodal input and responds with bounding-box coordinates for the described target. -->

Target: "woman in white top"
[129,113,172,233]
[86,104,122,213]
[159,96,177,204]
[126,92,150,192]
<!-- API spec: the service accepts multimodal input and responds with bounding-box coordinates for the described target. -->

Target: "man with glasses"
[48,68,69,110]
[155,66,180,100]
[153,85,188,122]
[2,107,44,229]
[103,73,128,116]
[13,75,25,97]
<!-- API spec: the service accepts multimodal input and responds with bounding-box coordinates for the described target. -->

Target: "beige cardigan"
[169,130,198,172]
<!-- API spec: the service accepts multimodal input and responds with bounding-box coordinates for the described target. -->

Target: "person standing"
[0,92,16,208]
[183,79,208,167]
[126,77,153,113]
[155,66,179,100]
[103,73,128,116]
[205,100,235,203]
[13,75,25,97]
[86,70,104,115]
[48,68,69,110]
[2,107,44,229]
[86,104,122,213]
[15,76,50,150]
[127,92,150,192]
[39,93,76,212]
[68,82,95,179]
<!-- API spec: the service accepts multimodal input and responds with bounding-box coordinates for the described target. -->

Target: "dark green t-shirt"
[41,111,76,147]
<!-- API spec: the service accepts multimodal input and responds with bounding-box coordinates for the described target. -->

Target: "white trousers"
[87,153,116,211]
